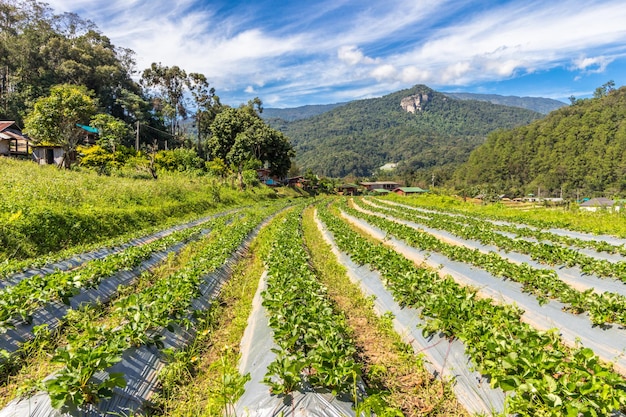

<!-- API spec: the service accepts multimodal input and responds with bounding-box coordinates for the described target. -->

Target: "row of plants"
[0,216,230,336]
[151,207,293,416]
[39,205,279,410]
[301,206,465,416]
[368,198,626,279]
[370,200,626,270]
[261,207,361,398]
[318,201,626,416]
[383,193,626,238]
[377,198,626,256]
[346,199,626,327]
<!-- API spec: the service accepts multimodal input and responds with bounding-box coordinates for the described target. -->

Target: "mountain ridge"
[274,85,544,179]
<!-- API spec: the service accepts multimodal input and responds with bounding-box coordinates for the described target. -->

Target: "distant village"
[2,119,623,211]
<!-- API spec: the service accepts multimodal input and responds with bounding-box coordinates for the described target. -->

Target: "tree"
[208,101,294,189]
[24,83,97,168]
[186,72,221,158]
[90,113,130,152]
[141,63,188,139]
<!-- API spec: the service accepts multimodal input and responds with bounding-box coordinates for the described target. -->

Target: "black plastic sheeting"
[0,214,267,417]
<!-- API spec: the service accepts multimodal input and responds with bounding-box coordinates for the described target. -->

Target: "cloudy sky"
[45,0,626,108]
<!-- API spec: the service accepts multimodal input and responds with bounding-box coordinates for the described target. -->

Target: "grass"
[301,205,467,417]
[0,158,278,262]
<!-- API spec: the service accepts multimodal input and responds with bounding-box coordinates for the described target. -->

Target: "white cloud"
[371,64,397,81]
[41,0,626,106]
[572,56,614,73]
[338,46,378,65]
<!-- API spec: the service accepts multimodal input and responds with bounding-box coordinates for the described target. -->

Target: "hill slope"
[277,85,542,178]
[456,86,626,196]
[443,92,566,114]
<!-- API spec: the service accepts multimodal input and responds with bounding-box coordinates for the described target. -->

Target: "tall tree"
[186,72,221,158]
[141,63,188,140]
[24,83,97,167]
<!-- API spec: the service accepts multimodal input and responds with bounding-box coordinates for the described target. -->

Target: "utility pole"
[135,121,140,151]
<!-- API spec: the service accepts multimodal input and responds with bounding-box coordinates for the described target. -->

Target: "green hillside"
[277,85,542,178]
[456,86,626,197]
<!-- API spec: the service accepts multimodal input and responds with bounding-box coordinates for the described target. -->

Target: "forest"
[273,85,542,180]
[457,83,626,198]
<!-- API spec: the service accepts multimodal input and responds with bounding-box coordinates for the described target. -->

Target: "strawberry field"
[0,196,625,416]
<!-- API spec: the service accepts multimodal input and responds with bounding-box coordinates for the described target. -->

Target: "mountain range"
[268,85,544,179]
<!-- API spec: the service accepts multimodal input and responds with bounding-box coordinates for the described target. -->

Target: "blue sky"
[45,0,626,108]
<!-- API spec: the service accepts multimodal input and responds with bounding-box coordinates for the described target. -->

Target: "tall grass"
[0,158,276,260]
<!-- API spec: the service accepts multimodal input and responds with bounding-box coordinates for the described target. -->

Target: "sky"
[44,0,626,108]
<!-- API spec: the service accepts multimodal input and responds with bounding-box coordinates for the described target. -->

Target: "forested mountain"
[443,92,566,114]
[275,85,542,179]
[456,85,626,197]
[261,103,346,121]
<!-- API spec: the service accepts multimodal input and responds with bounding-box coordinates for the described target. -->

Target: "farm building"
[31,124,99,167]
[360,181,400,191]
[0,121,31,158]
[337,183,359,195]
[31,143,66,166]
[579,197,618,212]
[392,186,429,196]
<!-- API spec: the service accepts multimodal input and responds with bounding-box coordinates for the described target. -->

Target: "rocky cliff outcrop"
[400,93,429,113]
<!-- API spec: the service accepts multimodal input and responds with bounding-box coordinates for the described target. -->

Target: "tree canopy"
[455,84,626,198]
[208,100,294,188]
[24,83,97,167]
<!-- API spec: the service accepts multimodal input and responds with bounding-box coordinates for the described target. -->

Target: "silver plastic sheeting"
[0,209,235,290]
[378,199,626,248]
[315,212,507,416]
[235,272,360,417]
[341,211,626,376]
[362,200,626,297]
[0,239,191,358]
[0,215,264,417]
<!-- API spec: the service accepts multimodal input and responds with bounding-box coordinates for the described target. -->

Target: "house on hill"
[392,187,429,196]
[0,121,31,158]
[337,183,359,195]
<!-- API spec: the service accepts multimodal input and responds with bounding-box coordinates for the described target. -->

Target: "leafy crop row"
[368,199,626,279]
[41,205,278,409]
[318,202,626,416]
[376,198,626,256]
[0,218,218,335]
[261,208,360,397]
[346,199,626,327]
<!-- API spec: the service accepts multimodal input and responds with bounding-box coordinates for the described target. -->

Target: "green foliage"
[318,201,626,416]
[458,85,626,196]
[208,102,294,187]
[0,158,277,261]
[90,113,131,152]
[155,148,205,173]
[278,84,541,178]
[24,83,97,167]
